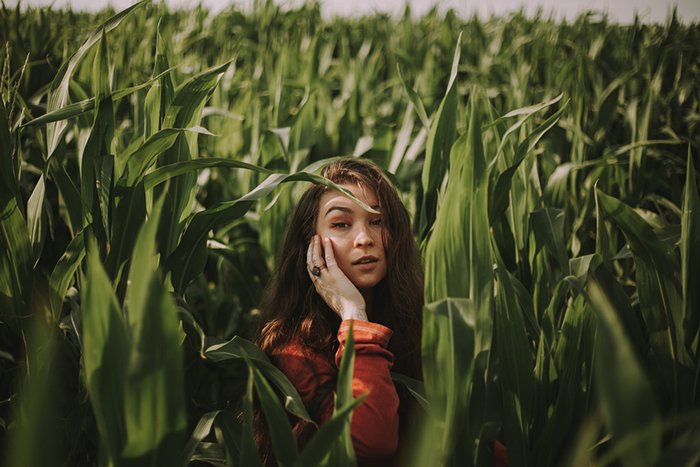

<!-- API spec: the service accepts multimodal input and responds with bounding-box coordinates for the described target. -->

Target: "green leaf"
[328,322,357,466]
[121,196,186,462]
[26,173,46,264]
[418,31,461,238]
[396,63,430,129]
[530,208,569,273]
[0,188,31,322]
[596,189,689,368]
[105,181,146,282]
[424,91,493,337]
[295,396,366,467]
[95,153,114,245]
[120,128,181,186]
[214,409,243,465]
[144,21,175,138]
[0,100,18,197]
[22,67,178,129]
[391,372,428,412]
[205,336,312,422]
[251,366,299,466]
[81,239,129,463]
[143,157,273,190]
[44,0,148,160]
[488,100,568,224]
[48,157,82,236]
[48,229,86,322]
[180,411,221,467]
[420,91,494,463]
[680,148,700,356]
[240,368,263,467]
[79,30,115,252]
[157,60,232,260]
[0,101,31,321]
[488,93,564,158]
[587,279,661,467]
[494,250,537,465]
[534,294,595,467]
[420,298,476,464]
[289,92,318,161]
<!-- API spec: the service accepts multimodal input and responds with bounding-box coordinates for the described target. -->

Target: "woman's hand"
[307,235,368,321]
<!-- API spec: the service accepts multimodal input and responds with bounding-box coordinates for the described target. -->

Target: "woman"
[257,157,423,466]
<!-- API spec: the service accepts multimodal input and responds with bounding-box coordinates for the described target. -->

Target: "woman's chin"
[351,275,384,291]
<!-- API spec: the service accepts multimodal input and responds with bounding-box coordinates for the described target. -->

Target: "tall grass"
[1,1,699,465]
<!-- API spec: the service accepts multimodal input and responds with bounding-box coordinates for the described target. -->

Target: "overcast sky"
[12,0,700,23]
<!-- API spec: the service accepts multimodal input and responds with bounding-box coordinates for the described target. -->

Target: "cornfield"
[1,0,699,465]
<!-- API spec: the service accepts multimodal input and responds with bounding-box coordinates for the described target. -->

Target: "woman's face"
[314,183,387,291]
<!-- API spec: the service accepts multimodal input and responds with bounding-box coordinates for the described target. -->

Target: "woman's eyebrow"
[324,204,380,217]
[325,205,353,217]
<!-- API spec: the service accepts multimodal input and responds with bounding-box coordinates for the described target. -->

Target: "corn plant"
[1,1,699,466]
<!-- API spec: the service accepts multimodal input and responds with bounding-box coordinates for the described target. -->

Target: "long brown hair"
[256,157,423,462]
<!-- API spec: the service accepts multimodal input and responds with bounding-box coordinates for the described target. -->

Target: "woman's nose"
[354,225,375,247]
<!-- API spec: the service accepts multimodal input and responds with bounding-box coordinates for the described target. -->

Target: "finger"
[313,234,326,269]
[323,237,337,268]
[306,240,317,280]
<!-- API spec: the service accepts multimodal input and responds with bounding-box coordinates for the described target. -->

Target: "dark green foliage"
[1,2,699,466]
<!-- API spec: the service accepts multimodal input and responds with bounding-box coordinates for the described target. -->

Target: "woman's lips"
[352,256,378,265]
[353,259,379,271]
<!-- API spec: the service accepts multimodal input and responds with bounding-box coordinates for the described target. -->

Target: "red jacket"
[272,319,400,463]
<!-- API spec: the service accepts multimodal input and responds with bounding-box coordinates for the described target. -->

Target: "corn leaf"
[419,298,476,464]
[494,252,536,466]
[587,279,661,467]
[144,22,175,138]
[418,31,461,238]
[48,229,86,322]
[596,189,689,368]
[205,336,312,422]
[296,396,366,467]
[396,63,430,130]
[121,196,186,462]
[180,410,221,467]
[105,181,146,283]
[143,157,273,190]
[156,60,232,260]
[680,148,700,357]
[240,367,263,467]
[0,102,31,321]
[327,322,357,466]
[26,173,46,264]
[251,366,299,466]
[530,208,569,273]
[21,69,176,129]
[81,239,129,462]
[45,0,148,161]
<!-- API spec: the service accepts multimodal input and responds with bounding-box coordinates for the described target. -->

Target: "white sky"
[11,0,700,23]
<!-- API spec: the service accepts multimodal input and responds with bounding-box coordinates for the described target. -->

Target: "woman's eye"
[331,222,349,229]
[370,219,382,226]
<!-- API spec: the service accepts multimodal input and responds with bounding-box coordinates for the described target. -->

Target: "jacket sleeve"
[335,319,400,459]
[272,319,399,459]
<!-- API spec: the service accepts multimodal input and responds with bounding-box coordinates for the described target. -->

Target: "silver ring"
[311,266,321,277]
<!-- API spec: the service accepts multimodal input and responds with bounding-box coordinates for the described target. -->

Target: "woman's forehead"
[318,183,380,214]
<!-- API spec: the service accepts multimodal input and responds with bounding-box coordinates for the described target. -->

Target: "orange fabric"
[272,319,400,462]
[495,440,508,467]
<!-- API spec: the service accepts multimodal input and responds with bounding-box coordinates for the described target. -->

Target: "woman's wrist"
[340,305,368,321]
[337,296,367,321]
